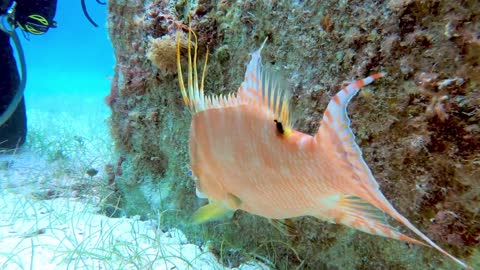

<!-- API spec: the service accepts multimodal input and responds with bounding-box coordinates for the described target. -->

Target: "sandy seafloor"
[0,3,263,268]
[0,77,267,270]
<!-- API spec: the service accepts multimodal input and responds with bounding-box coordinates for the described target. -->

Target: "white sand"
[0,106,268,270]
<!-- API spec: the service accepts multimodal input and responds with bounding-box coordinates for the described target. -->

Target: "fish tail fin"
[316,73,470,268]
[357,186,471,269]
[316,73,386,191]
[376,194,472,270]
[176,24,209,112]
[325,195,426,246]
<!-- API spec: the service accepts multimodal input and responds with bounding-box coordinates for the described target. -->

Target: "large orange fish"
[176,28,470,269]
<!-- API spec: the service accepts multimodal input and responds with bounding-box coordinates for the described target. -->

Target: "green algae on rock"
[106,0,479,269]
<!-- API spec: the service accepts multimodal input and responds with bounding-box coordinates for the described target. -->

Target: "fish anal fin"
[325,195,426,246]
[191,200,235,224]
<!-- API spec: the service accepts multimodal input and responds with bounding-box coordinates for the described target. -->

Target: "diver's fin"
[322,194,425,246]
[191,201,235,224]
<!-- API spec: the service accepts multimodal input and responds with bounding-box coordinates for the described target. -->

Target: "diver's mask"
[14,0,57,35]
[16,13,57,34]
[1,0,56,35]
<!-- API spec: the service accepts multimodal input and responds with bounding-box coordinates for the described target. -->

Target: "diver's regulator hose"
[81,0,106,28]
[0,7,27,128]
[1,0,105,127]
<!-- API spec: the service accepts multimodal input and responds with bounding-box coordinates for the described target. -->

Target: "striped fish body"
[176,28,471,269]
[191,104,332,220]
[189,75,406,236]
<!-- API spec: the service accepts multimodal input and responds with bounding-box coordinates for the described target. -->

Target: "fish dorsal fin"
[237,40,293,134]
[176,26,211,113]
[176,28,292,125]
[316,73,385,191]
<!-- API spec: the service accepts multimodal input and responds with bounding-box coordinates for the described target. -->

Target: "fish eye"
[274,120,284,135]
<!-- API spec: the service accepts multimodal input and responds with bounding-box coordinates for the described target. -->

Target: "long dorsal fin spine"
[192,30,198,101]
[177,25,210,113]
[201,47,209,98]
[187,28,194,111]
[176,26,189,108]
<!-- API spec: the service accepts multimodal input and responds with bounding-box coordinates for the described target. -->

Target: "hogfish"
[175,28,470,269]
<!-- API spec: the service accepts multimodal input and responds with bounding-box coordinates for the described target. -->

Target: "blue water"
[20,0,113,115]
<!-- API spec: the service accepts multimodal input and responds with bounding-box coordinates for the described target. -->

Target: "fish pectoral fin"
[328,195,425,246]
[191,201,235,224]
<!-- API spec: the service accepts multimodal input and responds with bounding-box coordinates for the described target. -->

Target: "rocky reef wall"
[105,0,479,269]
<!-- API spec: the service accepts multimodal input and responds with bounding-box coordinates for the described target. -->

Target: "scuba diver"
[0,0,105,151]
[0,0,57,151]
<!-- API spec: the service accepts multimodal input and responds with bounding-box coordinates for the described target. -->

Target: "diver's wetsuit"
[0,0,57,150]
[0,22,24,150]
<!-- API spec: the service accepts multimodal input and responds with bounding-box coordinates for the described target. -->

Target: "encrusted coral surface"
[106,0,479,269]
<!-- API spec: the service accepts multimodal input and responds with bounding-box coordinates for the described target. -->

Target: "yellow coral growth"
[147,33,188,74]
